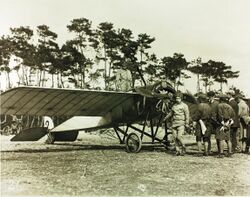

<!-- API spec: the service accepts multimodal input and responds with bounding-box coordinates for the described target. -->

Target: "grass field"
[1,131,250,196]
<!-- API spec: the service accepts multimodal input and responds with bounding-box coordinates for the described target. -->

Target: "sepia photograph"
[1,0,250,196]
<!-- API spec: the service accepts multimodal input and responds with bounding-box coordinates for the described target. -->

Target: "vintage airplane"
[0,82,197,153]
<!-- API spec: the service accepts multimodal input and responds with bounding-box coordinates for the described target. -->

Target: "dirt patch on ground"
[1,132,250,196]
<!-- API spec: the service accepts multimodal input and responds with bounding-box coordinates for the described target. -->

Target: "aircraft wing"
[0,86,140,117]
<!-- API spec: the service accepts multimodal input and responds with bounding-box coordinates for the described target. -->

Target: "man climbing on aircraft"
[164,92,190,156]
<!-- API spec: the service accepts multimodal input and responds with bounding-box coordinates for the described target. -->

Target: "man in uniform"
[227,90,240,153]
[216,94,236,158]
[207,91,220,153]
[235,94,250,153]
[164,92,189,156]
[193,94,212,156]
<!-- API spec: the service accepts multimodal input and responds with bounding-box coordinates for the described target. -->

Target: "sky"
[0,0,250,96]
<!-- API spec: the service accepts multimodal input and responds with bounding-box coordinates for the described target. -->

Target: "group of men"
[164,90,250,158]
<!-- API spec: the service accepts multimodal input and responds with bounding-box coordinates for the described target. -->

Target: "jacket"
[170,102,189,127]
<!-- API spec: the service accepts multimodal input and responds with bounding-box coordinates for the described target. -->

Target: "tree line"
[0,17,239,92]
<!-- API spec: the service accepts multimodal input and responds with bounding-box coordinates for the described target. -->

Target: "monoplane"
[0,82,197,153]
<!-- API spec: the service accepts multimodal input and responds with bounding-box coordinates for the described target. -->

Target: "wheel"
[125,132,142,153]
[45,132,55,144]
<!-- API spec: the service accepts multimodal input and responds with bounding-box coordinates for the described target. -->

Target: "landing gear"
[12,123,22,135]
[125,132,142,153]
[113,109,167,153]
[45,132,55,144]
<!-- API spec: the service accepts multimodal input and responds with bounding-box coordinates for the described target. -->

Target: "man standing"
[207,91,220,153]
[235,94,250,153]
[164,92,189,156]
[216,94,236,158]
[193,94,212,156]
[227,90,240,153]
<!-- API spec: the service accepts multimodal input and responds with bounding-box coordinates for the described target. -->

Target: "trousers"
[171,125,185,153]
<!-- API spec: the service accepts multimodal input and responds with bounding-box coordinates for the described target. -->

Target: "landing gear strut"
[114,109,169,153]
[45,132,55,144]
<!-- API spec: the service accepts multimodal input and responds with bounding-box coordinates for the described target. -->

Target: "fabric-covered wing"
[0,87,139,117]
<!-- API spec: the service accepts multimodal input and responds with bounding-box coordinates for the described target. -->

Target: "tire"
[125,132,142,153]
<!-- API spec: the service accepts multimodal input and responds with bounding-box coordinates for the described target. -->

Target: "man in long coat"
[216,94,236,158]
[227,90,240,152]
[207,91,220,153]
[193,94,212,156]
